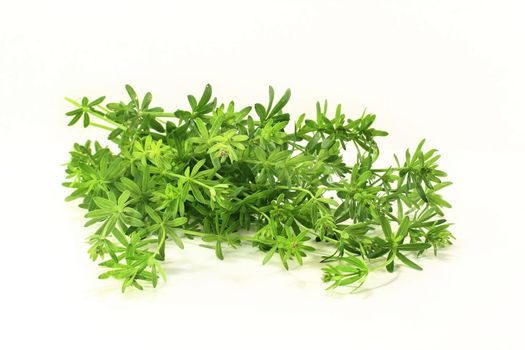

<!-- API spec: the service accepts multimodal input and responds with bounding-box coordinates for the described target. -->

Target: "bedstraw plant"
[63,84,454,292]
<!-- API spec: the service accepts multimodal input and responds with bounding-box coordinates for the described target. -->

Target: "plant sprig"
[63,84,454,293]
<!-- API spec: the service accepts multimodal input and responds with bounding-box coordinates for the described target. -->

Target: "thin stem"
[277,186,315,198]
[178,229,206,237]
[154,230,166,255]
[238,235,257,242]
[372,167,402,172]
[369,251,396,272]
[97,104,110,113]
[179,228,256,243]
[141,112,176,118]
[90,122,114,131]
[385,211,399,222]
[324,186,347,192]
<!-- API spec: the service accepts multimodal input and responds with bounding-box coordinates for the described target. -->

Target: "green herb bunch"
[64,84,454,292]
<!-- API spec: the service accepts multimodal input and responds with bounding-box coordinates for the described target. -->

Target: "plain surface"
[1,0,524,349]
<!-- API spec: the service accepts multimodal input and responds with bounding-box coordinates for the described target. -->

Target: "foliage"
[64,84,454,292]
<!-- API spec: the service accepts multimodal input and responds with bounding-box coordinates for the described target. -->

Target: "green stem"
[90,122,114,131]
[385,211,399,222]
[141,112,176,118]
[154,230,166,255]
[97,104,110,113]
[369,251,396,272]
[238,235,257,242]
[372,167,402,172]
[325,186,347,192]
[179,229,256,243]
[242,159,261,164]
[277,186,315,198]
[178,229,206,237]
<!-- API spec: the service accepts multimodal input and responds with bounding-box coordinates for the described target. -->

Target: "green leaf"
[262,246,277,265]
[170,217,188,226]
[395,216,410,243]
[215,240,224,260]
[232,134,249,142]
[125,84,138,104]
[396,252,423,271]
[93,197,115,210]
[197,84,212,109]
[266,86,275,114]
[168,231,184,249]
[268,88,291,117]
[89,96,106,107]
[112,228,128,246]
[339,274,364,286]
[83,113,90,127]
[254,103,266,120]
[194,118,209,138]
[145,205,162,223]
[117,190,130,208]
[379,215,393,242]
[142,92,152,110]
[67,113,82,126]
[188,95,197,110]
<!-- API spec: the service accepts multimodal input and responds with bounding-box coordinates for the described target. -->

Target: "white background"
[1,0,524,349]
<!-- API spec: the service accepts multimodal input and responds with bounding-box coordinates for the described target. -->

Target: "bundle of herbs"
[63,85,453,292]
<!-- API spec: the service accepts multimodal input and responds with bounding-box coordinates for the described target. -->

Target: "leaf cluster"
[64,84,454,292]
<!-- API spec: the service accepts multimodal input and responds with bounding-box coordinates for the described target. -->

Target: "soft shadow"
[88,237,454,296]
[322,271,401,299]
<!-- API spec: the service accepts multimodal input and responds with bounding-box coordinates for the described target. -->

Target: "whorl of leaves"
[64,84,454,292]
